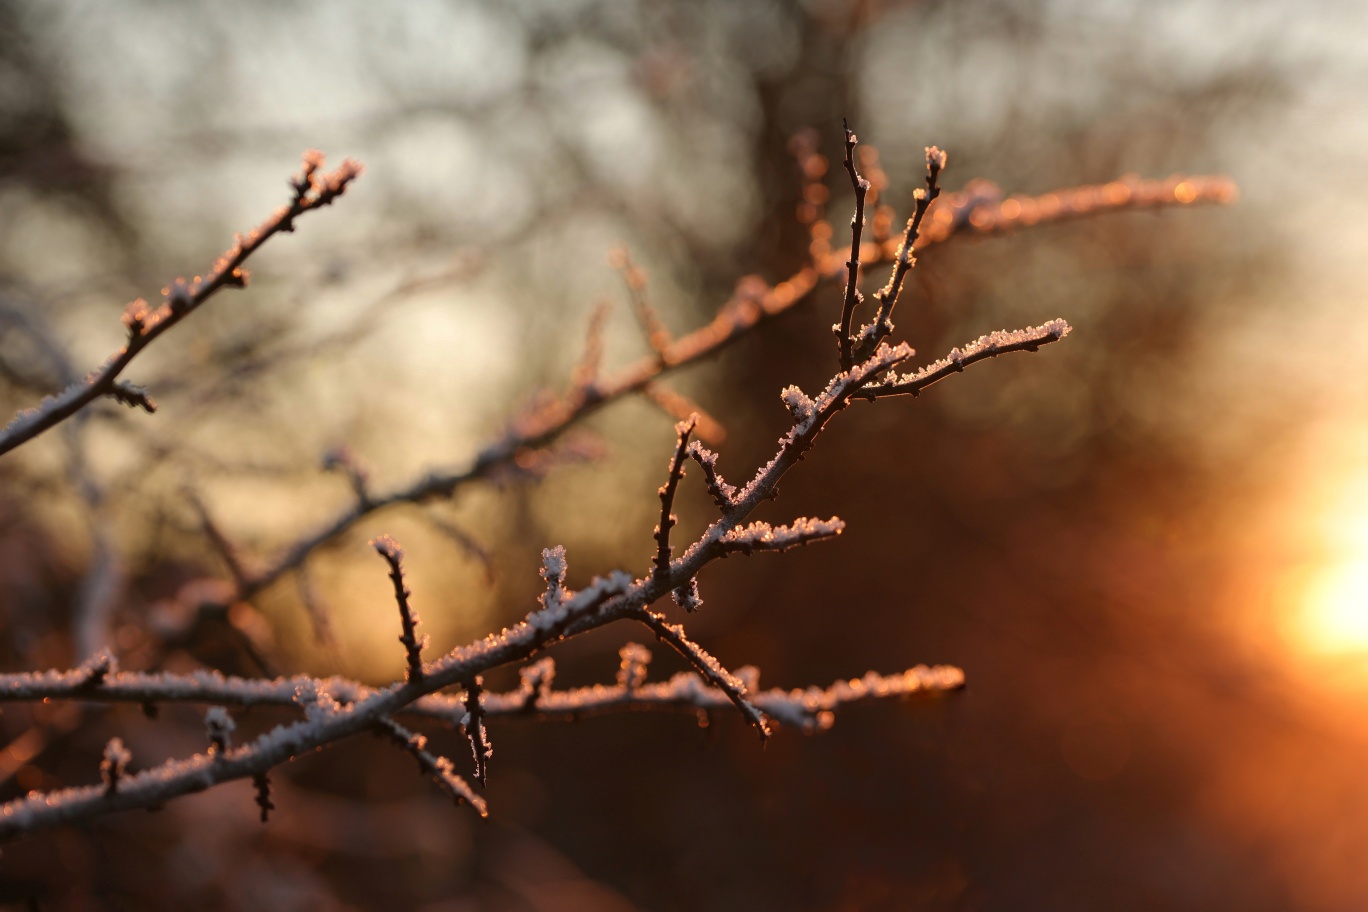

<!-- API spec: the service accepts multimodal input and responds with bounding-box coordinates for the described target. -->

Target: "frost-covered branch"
[0,655,964,732]
[0,125,1224,842]
[632,608,770,740]
[860,320,1072,400]
[224,167,1228,602]
[0,151,362,456]
[0,323,987,837]
[685,441,738,513]
[376,718,487,817]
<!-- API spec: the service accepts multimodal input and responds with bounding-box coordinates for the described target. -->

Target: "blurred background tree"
[1,0,1367,909]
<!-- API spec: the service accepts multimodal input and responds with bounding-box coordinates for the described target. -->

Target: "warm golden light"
[1299,558,1368,653]
[1291,446,1368,655]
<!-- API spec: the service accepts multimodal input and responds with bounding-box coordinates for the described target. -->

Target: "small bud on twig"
[101,738,131,795]
[205,706,235,757]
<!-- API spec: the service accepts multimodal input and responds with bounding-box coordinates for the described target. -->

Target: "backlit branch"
[0,659,965,732]
[0,124,1225,841]
[632,610,769,741]
[0,151,361,456]
[376,718,487,817]
[225,168,1229,603]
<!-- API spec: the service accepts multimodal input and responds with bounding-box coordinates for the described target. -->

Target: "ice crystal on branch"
[720,518,846,556]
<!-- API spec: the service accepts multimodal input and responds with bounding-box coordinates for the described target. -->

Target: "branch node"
[108,380,156,414]
[672,578,704,613]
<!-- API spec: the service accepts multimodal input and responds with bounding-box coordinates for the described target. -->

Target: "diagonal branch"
[375,718,487,817]
[610,247,673,359]
[685,441,737,514]
[860,320,1071,400]
[0,151,361,456]
[633,608,770,742]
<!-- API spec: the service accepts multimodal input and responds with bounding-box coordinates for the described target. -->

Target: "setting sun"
[1291,439,1368,655]
[1299,556,1368,653]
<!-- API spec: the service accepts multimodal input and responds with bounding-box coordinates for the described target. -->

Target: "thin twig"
[633,609,770,741]
[837,120,871,370]
[376,718,487,817]
[610,247,672,358]
[652,416,696,582]
[372,536,427,683]
[852,146,944,363]
[0,151,361,456]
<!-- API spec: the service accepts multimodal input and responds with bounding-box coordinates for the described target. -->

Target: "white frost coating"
[779,385,815,424]
[672,578,704,612]
[686,441,737,509]
[377,718,488,817]
[531,546,571,631]
[477,662,965,732]
[293,680,342,723]
[789,341,911,440]
[0,292,1049,836]
[733,343,913,508]
[869,320,1071,393]
[540,545,567,584]
[721,517,845,554]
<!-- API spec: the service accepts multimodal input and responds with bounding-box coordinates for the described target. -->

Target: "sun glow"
[1299,556,1368,653]
[1291,445,1368,655]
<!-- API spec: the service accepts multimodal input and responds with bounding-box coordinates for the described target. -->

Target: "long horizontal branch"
[0,661,963,733]
[0,152,362,457]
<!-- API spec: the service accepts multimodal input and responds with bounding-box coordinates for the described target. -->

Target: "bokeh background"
[2,0,1368,909]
